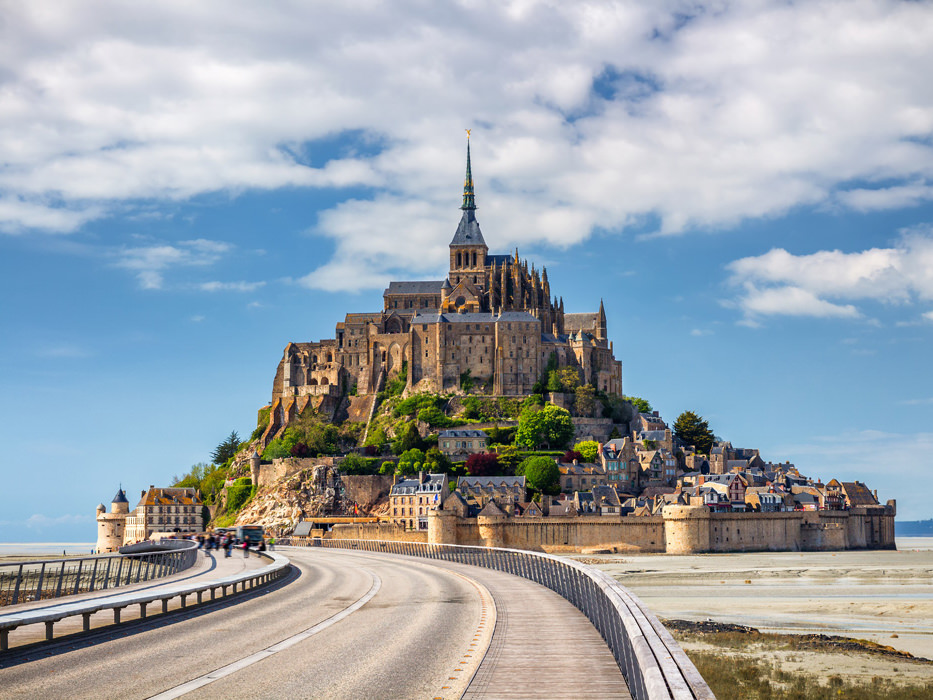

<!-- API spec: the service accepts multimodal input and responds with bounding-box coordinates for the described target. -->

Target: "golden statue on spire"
[465,128,471,138]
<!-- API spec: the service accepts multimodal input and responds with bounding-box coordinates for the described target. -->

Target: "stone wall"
[257,456,343,489]
[342,475,393,509]
[423,504,896,554]
[329,522,428,543]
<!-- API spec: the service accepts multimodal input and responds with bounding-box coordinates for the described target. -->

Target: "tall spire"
[461,131,476,211]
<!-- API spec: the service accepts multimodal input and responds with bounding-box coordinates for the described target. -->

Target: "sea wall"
[423,505,896,553]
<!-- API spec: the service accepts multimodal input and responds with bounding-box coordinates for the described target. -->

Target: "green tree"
[574,384,596,416]
[626,396,652,414]
[673,411,715,455]
[211,431,241,465]
[518,456,560,495]
[573,440,600,463]
[515,404,574,450]
[340,453,378,475]
[392,422,423,455]
[424,447,454,474]
[397,448,426,474]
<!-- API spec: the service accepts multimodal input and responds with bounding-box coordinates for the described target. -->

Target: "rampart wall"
[423,505,895,553]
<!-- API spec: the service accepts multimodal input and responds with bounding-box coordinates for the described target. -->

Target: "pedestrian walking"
[242,535,250,558]
[268,535,276,551]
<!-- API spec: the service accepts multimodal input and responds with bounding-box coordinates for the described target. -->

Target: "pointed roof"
[112,487,128,504]
[461,134,476,211]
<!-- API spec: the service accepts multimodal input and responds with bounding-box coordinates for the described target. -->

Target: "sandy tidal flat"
[584,542,933,661]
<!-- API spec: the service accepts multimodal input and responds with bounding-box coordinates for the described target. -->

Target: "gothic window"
[472,251,476,267]
[327,352,333,362]
[473,275,477,284]
[457,252,462,267]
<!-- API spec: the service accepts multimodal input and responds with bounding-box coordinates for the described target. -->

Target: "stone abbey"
[268,138,622,432]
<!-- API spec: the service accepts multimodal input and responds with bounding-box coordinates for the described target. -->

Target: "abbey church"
[269,138,622,432]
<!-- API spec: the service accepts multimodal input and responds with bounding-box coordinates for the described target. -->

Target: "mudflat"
[581,539,933,660]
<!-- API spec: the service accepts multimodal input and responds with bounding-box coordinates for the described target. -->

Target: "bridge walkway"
[427,557,633,699]
[2,549,266,649]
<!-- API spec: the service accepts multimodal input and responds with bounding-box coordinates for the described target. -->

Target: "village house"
[599,438,641,491]
[558,460,607,493]
[390,472,448,530]
[457,475,526,514]
[438,428,488,457]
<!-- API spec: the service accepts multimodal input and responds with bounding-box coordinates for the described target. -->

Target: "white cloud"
[727,226,933,321]
[24,513,94,529]
[924,311,933,322]
[0,1,931,287]
[112,238,232,289]
[690,328,712,337]
[198,281,265,292]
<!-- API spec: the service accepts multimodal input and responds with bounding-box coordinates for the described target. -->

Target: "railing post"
[12,564,23,605]
[73,559,83,595]
[89,558,99,593]
[54,562,66,599]
[34,562,46,602]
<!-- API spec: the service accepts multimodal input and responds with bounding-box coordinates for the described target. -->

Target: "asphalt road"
[0,547,630,699]
[0,548,484,700]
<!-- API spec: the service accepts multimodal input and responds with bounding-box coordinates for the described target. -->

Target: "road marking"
[146,569,382,700]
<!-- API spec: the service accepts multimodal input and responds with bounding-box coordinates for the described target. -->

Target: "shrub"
[417,406,453,428]
[562,450,584,463]
[573,440,600,463]
[226,483,254,512]
[466,452,500,476]
[340,453,378,475]
[397,448,426,474]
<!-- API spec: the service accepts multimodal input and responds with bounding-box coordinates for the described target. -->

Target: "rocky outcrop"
[229,465,390,535]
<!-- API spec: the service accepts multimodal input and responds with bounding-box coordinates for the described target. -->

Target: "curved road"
[0,547,629,699]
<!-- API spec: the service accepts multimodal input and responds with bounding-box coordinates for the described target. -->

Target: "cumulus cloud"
[726,226,933,321]
[1,2,933,287]
[112,238,232,289]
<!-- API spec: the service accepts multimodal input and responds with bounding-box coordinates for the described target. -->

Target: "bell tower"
[449,132,488,295]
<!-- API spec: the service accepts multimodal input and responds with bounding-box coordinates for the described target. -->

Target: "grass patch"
[687,651,933,700]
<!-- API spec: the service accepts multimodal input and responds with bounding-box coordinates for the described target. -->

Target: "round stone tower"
[662,504,711,554]
[96,487,130,553]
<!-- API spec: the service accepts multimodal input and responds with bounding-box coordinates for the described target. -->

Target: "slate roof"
[564,312,598,331]
[410,311,539,325]
[440,429,488,439]
[450,209,487,247]
[458,476,526,489]
[112,488,128,504]
[383,281,445,296]
[292,521,315,537]
[841,481,878,506]
[486,254,513,266]
[391,473,446,496]
[136,487,201,508]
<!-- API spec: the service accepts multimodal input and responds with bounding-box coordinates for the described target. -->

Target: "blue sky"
[2,1,932,542]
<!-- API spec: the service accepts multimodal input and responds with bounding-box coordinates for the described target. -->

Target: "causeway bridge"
[0,541,713,699]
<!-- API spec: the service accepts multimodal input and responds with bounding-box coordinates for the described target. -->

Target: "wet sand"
[579,540,933,661]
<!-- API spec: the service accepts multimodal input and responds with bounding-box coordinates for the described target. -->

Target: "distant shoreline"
[0,542,96,558]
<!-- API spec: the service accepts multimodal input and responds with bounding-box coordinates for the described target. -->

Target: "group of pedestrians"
[193,532,276,558]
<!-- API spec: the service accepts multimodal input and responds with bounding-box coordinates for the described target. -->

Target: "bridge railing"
[287,538,713,700]
[0,540,199,607]
[0,549,290,652]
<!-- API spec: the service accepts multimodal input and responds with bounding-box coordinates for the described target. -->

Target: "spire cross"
[461,132,476,211]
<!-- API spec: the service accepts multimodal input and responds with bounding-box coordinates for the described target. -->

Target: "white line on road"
[146,568,382,700]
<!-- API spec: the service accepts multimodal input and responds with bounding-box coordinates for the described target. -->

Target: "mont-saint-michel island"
[6,3,933,698]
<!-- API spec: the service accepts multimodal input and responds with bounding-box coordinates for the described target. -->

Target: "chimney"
[698,475,705,486]
[573,458,578,466]
[541,495,549,517]
[141,490,145,499]
[419,470,426,484]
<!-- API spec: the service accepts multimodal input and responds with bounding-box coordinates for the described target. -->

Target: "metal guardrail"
[285,538,713,700]
[0,549,290,652]
[0,540,199,607]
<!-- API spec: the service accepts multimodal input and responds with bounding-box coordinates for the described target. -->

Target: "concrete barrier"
[0,550,290,652]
